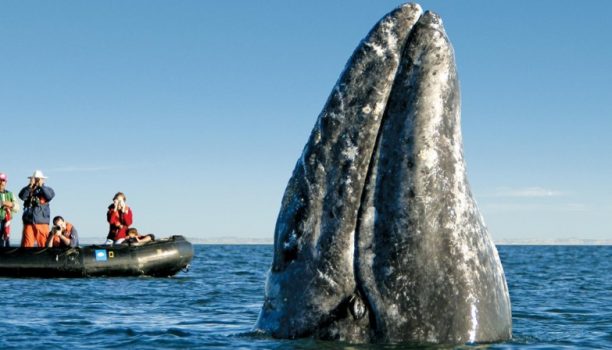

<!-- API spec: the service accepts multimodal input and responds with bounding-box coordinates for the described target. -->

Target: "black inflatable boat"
[0,235,193,278]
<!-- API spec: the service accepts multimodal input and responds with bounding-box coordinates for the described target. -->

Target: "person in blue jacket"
[19,170,55,247]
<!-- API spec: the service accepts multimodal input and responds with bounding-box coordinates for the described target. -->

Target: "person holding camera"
[19,170,55,247]
[123,227,154,245]
[0,173,20,247]
[46,216,79,248]
[106,192,133,245]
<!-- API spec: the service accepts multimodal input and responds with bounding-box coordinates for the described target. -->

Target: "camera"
[53,225,62,231]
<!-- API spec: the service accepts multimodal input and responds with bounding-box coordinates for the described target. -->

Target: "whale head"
[255,3,512,344]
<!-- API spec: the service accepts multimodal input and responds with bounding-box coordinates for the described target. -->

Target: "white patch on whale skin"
[344,177,354,198]
[317,269,339,290]
[342,145,359,162]
[283,230,298,250]
[373,100,386,119]
[346,231,355,277]
[468,300,478,343]
[317,163,325,175]
[385,303,408,325]
[365,42,386,58]
[360,206,377,228]
[417,148,438,169]
[384,265,395,277]
[365,15,399,58]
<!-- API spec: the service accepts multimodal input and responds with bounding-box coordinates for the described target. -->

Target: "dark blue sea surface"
[0,245,610,349]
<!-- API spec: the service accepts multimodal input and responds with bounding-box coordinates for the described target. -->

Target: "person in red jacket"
[105,192,133,245]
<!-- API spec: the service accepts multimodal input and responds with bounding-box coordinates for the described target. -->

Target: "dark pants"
[0,221,8,247]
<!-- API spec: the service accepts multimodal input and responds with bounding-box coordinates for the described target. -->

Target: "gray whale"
[255,3,512,344]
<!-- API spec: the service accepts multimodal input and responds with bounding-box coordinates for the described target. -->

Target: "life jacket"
[0,191,13,240]
[50,222,74,247]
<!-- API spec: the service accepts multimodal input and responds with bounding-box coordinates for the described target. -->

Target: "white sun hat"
[28,170,48,179]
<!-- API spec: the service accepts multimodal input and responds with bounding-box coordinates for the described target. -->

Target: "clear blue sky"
[1,1,610,242]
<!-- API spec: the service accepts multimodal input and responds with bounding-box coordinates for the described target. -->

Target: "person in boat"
[123,227,155,245]
[0,173,20,248]
[46,216,79,248]
[106,192,133,245]
[19,170,55,247]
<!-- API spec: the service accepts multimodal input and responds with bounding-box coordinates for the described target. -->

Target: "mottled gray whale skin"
[356,11,512,344]
[255,2,511,345]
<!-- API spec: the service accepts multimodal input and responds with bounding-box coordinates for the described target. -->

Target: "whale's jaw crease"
[255,4,512,345]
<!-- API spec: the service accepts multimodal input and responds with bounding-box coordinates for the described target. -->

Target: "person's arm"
[57,234,71,246]
[108,209,121,226]
[69,227,79,247]
[18,186,31,201]
[123,207,133,227]
[39,185,55,202]
[46,231,55,247]
[11,193,20,213]
[1,199,14,210]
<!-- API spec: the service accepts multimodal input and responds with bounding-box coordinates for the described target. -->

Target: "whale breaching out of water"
[255,3,512,345]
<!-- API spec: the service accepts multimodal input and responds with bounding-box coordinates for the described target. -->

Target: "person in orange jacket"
[106,192,133,245]
[46,216,79,248]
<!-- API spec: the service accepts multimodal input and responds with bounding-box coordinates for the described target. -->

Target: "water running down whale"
[255,3,512,344]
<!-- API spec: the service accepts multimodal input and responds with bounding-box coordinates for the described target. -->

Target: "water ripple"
[0,245,610,349]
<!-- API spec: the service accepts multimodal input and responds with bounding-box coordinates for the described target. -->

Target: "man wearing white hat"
[18,170,55,247]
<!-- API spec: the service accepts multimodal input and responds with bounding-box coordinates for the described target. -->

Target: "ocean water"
[0,245,610,349]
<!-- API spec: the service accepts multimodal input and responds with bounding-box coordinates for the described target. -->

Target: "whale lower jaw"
[255,3,512,344]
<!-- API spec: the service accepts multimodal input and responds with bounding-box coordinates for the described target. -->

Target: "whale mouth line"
[348,70,396,336]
